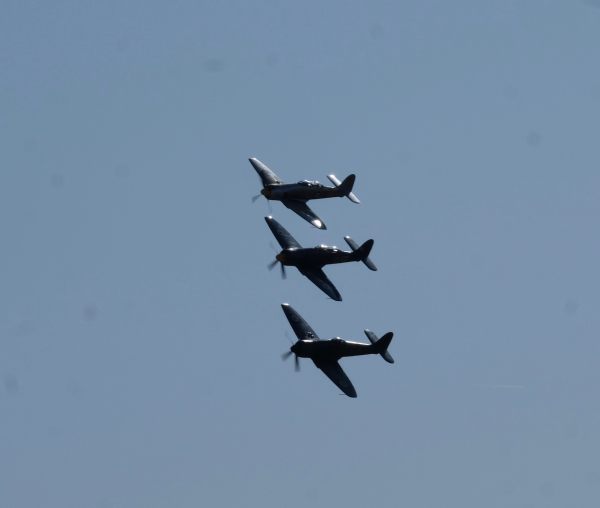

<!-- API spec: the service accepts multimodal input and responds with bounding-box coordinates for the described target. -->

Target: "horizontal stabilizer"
[364,329,394,364]
[327,174,360,204]
[344,236,377,271]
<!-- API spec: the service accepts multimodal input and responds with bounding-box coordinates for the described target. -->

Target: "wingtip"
[312,219,326,230]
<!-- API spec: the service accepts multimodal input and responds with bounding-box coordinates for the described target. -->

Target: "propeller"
[281,349,300,372]
[267,257,287,279]
[251,191,272,212]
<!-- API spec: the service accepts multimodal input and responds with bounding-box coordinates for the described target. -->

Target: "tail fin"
[344,236,377,271]
[327,174,360,203]
[365,330,394,363]
[338,174,355,196]
[355,239,374,261]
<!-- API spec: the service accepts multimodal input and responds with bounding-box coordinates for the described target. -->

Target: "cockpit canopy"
[297,179,320,186]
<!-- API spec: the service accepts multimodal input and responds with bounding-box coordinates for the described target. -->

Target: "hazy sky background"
[2,1,600,507]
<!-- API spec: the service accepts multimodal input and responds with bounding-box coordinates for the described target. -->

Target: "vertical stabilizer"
[327,174,360,203]
[364,329,394,363]
[344,236,377,271]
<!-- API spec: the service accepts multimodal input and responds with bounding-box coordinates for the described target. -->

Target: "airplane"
[265,216,377,301]
[249,157,360,229]
[280,303,394,398]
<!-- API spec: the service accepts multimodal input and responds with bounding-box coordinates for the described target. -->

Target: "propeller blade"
[251,194,262,203]
[268,259,279,271]
[280,263,287,280]
[294,355,300,372]
[281,350,293,361]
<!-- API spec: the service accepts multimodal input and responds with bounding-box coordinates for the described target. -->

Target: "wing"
[281,304,319,341]
[298,267,342,301]
[313,359,357,398]
[265,216,302,249]
[249,157,282,186]
[281,199,326,230]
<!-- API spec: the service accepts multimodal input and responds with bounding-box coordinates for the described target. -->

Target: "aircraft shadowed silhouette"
[281,303,394,398]
[265,216,377,301]
[250,157,359,229]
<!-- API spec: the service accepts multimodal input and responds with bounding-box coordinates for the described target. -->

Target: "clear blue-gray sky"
[2,1,600,506]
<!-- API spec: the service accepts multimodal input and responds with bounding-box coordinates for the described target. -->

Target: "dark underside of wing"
[265,216,302,250]
[313,359,357,398]
[281,304,319,341]
[282,199,326,230]
[250,158,282,186]
[299,267,342,301]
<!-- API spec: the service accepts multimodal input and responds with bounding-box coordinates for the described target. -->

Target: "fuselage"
[291,338,375,360]
[262,181,343,201]
[277,246,357,267]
